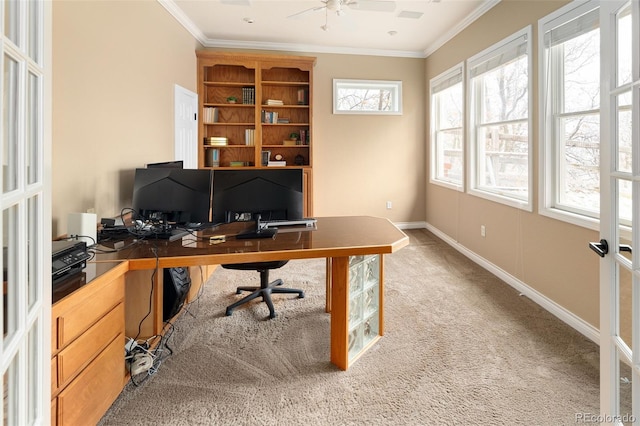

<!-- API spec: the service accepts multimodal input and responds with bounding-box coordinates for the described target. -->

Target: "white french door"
[0,0,51,424]
[597,0,640,423]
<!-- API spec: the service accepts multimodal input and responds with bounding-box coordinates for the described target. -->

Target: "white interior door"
[0,0,52,424]
[596,1,639,423]
[174,85,198,169]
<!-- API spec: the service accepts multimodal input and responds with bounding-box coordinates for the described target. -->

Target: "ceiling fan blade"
[287,5,327,19]
[346,0,396,12]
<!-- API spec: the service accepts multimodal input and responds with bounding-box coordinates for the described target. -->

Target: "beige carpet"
[99,229,601,425]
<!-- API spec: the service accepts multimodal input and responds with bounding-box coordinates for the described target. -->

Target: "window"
[539,0,600,228]
[468,27,532,210]
[430,63,464,189]
[333,79,402,115]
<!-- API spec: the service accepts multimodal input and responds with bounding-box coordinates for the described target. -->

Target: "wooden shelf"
[197,51,316,215]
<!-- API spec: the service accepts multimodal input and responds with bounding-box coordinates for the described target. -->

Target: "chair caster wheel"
[299,292,305,299]
[225,308,233,316]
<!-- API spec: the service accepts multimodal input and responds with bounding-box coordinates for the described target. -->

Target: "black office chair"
[223,260,304,319]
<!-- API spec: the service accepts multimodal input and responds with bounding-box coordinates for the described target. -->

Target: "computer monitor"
[212,169,304,224]
[132,168,213,225]
[146,160,184,169]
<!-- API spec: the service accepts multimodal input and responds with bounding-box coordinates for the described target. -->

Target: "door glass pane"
[617,179,633,262]
[617,5,632,87]
[27,321,40,423]
[3,54,19,193]
[3,0,19,46]
[27,71,40,185]
[3,354,19,425]
[2,205,19,345]
[618,355,633,425]
[617,91,633,173]
[618,264,632,346]
[28,195,39,309]
[27,0,40,63]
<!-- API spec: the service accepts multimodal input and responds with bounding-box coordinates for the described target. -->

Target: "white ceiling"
[160,0,500,58]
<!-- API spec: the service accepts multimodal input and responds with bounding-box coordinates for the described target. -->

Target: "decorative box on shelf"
[283,140,298,146]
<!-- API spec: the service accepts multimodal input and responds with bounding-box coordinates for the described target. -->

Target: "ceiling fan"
[287,0,396,20]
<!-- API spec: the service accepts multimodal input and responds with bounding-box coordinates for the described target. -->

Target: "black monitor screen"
[132,168,212,224]
[212,169,303,224]
[147,160,184,169]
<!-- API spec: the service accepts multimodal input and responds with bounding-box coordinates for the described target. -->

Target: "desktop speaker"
[163,267,192,322]
[67,212,97,246]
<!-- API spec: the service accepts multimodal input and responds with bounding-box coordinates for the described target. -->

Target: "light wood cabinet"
[196,51,316,215]
[51,262,127,426]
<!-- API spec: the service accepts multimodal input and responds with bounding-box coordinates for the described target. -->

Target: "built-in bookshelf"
[196,51,316,214]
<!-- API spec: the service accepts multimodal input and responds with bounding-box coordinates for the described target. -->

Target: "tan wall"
[52,0,201,236]
[425,0,600,328]
[52,3,426,236]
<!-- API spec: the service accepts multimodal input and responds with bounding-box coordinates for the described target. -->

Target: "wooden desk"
[96,216,409,370]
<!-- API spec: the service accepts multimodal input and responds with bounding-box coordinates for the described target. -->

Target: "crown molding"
[159,0,500,60]
[423,0,501,58]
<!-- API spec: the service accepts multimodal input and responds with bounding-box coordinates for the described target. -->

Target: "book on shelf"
[244,128,255,146]
[277,117,290,124]
[267,160,287,167]
[204,136,228,146]
[242,87,255,105]
[298,129,309,145]
[265,99,284,106]
[203,107,218,123]
[297,88,309,105]
[261,110,279,124]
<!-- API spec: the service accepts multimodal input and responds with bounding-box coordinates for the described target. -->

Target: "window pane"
[2,205,19,345]
[560,28,600,113]
[618,178,632,227]
[436,84,462,129]
[480,55,528,123]
[27,71,40,185]
[557,113,600,213]
[617,91,632,173]
[477,122,529,199]
[3,54,19,193]
[435,129,463,183]
[333,79,402,114]
[617,6,632,87]
[432,78,463,186]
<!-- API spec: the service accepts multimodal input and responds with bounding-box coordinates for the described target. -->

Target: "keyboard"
[261,218,317,228]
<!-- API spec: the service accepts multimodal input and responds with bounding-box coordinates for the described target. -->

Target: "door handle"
[620,244,632,253]
[589,239,609,257]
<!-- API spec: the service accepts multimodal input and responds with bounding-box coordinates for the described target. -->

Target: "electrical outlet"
[386,201,392,209]
[480,225,486,237]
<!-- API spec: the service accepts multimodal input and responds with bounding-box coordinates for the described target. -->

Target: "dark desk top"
[52,261,127,304]
[93,216,409,270]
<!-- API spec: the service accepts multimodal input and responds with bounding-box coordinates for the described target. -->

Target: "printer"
[52,240,91,284]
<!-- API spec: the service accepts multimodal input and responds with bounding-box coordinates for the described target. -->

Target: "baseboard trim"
[394,221,427,230]
[422,223,600,345]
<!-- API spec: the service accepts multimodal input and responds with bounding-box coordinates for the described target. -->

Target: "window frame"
[332,78,403,115]
[538,0,601,231]
[467,26,534,211]
[429,62,465,191]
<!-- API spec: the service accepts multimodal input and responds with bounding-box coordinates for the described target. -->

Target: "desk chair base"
[224,269,304,319]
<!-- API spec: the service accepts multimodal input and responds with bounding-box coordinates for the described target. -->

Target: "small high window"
[333,79,402,115]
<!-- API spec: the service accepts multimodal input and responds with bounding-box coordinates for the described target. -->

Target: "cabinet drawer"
[57,333,125,426]
[51,357,58,395]
[53,274,124,350]
[58,303,124,387]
